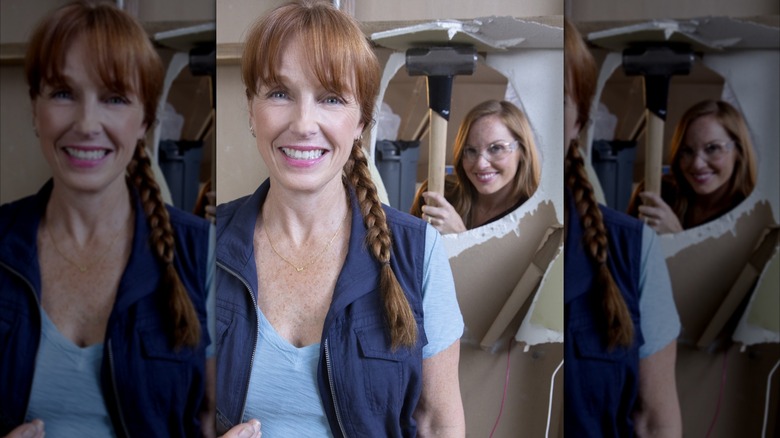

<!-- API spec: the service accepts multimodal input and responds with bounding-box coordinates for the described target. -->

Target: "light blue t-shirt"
[25,308,117,437]
[24,225,216,431]
[638,224,681,359]
[242,224,464,435]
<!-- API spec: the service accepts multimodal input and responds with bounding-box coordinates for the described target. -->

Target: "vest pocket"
[216,313,233,348]
[355,324,412,414]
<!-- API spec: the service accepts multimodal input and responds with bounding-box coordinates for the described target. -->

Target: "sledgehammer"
[406,46,477,196]
[623,43,694,194]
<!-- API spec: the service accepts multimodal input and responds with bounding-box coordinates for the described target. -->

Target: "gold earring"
[250,125,256,138]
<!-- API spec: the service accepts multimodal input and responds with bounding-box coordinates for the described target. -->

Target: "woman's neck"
[45,177,133,246]
[474,185,518,218]
[261,177,350,245]
[687,183,734,226]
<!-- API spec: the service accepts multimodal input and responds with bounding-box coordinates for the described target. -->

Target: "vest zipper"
[4,262,130,436]
[217,261,259,424]
[107,339,132,437]
[324,339,348,438]
[1,262,40,422]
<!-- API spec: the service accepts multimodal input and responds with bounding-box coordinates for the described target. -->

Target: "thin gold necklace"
[45,223,122,273]
[265,208,349,272]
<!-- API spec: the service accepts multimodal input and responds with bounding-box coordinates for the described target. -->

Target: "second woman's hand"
[637,192,683,235]
[421,192,467,235]
[219,419,261,438]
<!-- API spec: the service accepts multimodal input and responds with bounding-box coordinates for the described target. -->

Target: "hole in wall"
[593,59,757,230]
[377,57,544,232]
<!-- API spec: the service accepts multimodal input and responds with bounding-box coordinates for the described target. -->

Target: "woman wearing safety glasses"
[628,99,757,234]
[411,100,541,234]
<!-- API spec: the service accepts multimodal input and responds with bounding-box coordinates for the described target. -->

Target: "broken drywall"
[583,18,780,438]
[665,201,774,343]
[585,19,779,349]
[517,249,565,345]
[370,17,565,437]
[733,244,780,345]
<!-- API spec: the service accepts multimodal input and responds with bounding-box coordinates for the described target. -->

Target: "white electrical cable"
[762,359,780,438]
[546,360,564,438]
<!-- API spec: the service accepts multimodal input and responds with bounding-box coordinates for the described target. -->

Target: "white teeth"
[281,148,324,160]
[65,147,107,160]
[476,173,497,182]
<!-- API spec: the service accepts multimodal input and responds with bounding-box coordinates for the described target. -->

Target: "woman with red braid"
[0,2,214,437]
[215,1,464,437]
[564,19,682,437]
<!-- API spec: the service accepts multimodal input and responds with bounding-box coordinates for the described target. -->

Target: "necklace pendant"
[79,266,87,273]
[295,266,305,272]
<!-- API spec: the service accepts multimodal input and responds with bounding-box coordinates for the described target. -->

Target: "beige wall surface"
[567,0,779,21]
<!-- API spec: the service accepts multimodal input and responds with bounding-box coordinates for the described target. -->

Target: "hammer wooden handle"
[645,110,664,195]
[428,110,447,196]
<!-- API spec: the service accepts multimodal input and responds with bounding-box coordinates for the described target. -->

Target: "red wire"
[489,342,513,438]
[705,350,729,438]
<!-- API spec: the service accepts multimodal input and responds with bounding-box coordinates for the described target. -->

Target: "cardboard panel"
[459,342,563,437]
[733,245,780,345]
[676,343,780,438]
[666,201,774,343]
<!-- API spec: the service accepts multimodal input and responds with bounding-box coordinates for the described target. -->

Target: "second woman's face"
[462,115,520,197]
[680,115,737,198]
[249,38,364,195]
[33,35,146,195]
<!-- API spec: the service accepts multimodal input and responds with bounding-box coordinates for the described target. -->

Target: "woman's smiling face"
[679,115,737,198]
[248,37,364,195]
[461,115,521,197]
[33,35,146,195]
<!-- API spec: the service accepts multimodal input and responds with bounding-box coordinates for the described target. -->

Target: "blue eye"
[50,89,72,100]
[322,94,348,105]
[267,90,288,99]
[106,95,130,105]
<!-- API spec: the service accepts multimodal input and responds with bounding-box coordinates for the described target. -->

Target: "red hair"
[25,1,200,349]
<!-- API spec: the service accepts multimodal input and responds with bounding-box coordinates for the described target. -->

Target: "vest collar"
[0,179,163,309]
[216,179,382,319]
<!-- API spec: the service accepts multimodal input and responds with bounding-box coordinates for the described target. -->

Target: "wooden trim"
[217,43,243,64]
[0,43,27,66]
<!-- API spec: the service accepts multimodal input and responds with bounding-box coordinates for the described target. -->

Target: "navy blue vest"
[564,192,644,437]
[215,180,427,437]
[0,181,211,437]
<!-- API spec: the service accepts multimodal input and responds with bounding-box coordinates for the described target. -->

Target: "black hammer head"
[622,43,695,119]
[622,43,695,77]
[405,46,478,77]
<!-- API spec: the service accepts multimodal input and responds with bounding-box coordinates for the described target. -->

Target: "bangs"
[26,2,163,127]
[243,1,379,127]
[29,7,138,96]
[265,25,357,97]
